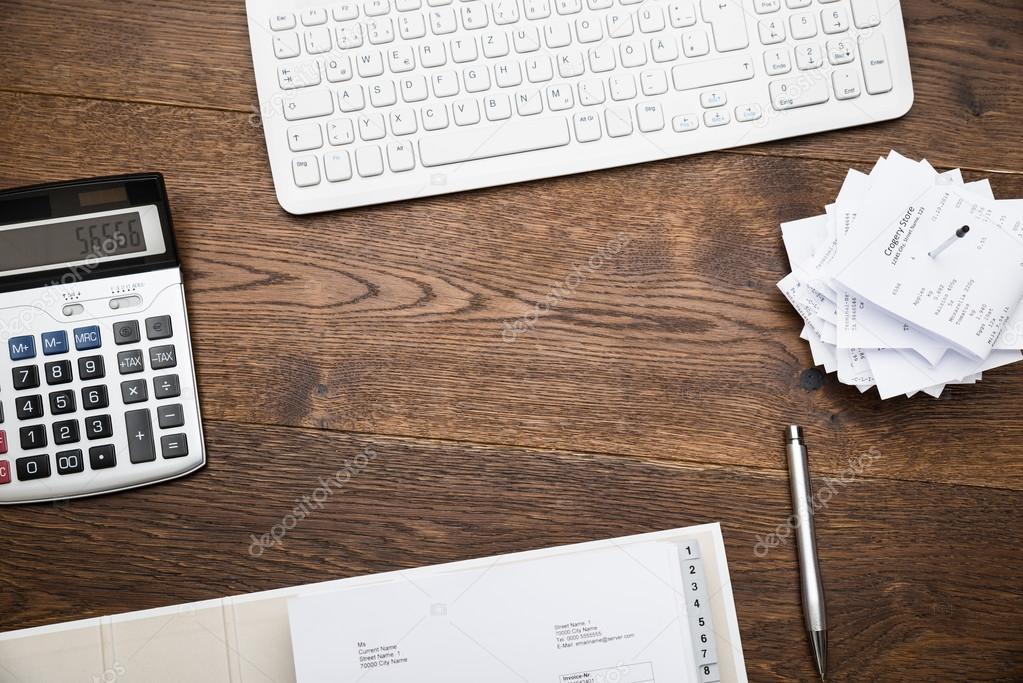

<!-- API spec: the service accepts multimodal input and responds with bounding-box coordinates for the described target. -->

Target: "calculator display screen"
[0,209,163,275]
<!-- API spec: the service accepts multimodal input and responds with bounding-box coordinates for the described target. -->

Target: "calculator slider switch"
[109,295,143,310]
[62,304,86,317]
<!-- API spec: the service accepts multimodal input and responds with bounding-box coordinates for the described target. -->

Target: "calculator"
[0,174,206,504]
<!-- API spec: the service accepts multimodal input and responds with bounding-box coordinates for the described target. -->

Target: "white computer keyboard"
[246,0,913,213]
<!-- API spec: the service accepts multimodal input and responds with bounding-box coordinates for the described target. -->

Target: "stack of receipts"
[779,150,1023,399]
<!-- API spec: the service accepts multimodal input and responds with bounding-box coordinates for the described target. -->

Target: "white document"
[288,539,733,683]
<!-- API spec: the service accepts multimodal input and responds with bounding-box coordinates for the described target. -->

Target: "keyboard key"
[339,85,366,112]
[20,424,47,450]
[770,74,830,109]
[149,345,177,370]
[827,38,855,65]
[55,449,85,475]
[12,365,39,390]
[89,445,116,470]
[45,360,73,385]
[736,103,763,121]
[481,93,509,120]
[8,336,35,361]
[682,29,709,57]
[850,0,880,28]
[293,156,321,187]
[821,7,849,34]
[0,431,6,454]
[753,0,779,12]
[118,349,145,375]
[758,18,785,45]
[356,146,386,177]
[325,151,354,181]
[41,330,68,355]
[636,101,664,132]
[282,89,335,121]
[15,395,43,420]
[82,385,109,411]
[672,55,755,91]
[78,355,105,380]
[334,1,359,20]
[161,434,189,459]
[387,141,417,171]
[859,33,892,94]
[700,0,749,52]
[126,409,156,463]
[358,112,388,140]
[272,32,301,59]
[672,114,700,132]
[113,320,141,345]
[453,97,478,123]
[640,70,668,96]
[121,379,149,404]
[145,315,173,340]
[795,43,823,70]
[73,325,102,351]
[0,459,10,484]
[573,111,602,142]
[53,420,80,445]
[833,68,861,99]
[85,415,113,440]
[668,0,697,26]
[269,12,296,30]
[789,12,817,40]
[704,109,730,127]
[764,48,792,75]
[326,55,354,82]
[301,7,328,25]
[391,107,418,134]
[16,454,50,480]
[158,404,186,429]
[327,118,357,145]
[287,123,324,151]
[419,117,570,166]
[154,374,181,400]
[603,106,632,137]
[700,90,727,108]
[50,390,76,415]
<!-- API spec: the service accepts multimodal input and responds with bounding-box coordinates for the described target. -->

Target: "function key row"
[7,316,172,361]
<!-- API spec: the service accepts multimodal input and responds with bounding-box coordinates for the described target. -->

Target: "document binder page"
[288,541,699,682]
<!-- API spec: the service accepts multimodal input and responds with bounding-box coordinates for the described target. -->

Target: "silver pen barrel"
[786,425,827,678]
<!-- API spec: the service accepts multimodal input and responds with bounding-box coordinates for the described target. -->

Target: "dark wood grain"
[0,423,1020,682]
[1,1,1022,681]
[3,92,1023,491]
[1,0,1021,171]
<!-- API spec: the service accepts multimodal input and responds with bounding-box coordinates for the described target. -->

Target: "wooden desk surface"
[1,0,1021,680]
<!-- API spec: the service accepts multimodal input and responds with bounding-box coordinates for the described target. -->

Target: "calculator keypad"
[1,308,203,501]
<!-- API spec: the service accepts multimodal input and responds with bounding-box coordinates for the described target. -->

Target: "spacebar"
[419,118,571,167]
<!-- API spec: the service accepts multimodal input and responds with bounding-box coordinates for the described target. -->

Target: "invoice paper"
[288,540,729,683]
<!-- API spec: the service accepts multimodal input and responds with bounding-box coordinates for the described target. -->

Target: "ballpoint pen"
[785,425,828,679]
